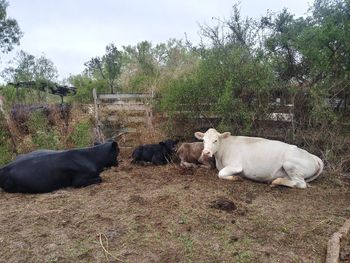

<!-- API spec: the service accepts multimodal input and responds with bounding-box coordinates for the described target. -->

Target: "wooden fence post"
[92,88,104,143]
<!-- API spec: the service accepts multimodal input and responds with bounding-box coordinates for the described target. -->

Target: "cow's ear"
[194,132,204,140]
[174,139,179,144]
[219,132,231,139]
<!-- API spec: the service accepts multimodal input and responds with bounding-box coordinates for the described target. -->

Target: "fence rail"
[98,93,153,100]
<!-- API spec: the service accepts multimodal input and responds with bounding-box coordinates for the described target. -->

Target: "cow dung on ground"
[209,197,237,212]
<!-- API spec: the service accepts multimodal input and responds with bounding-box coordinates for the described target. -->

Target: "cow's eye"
[213,140,218,143]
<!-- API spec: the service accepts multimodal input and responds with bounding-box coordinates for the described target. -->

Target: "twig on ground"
[99,233,124,262]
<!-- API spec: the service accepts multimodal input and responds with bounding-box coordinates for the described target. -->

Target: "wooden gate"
[93,89,153,147]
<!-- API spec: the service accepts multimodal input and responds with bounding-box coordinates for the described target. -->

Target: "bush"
[0,115,14,165]
[27,111,61,149]
[159,46,276,134]
[69,118,93,148]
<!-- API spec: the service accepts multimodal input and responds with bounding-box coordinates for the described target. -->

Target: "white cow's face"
[194,128,230,157]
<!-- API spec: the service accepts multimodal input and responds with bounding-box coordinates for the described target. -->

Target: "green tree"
[1,50,58,103]
[84,43,123,94]
[1,50,58,82]
[0,0,22,54]
[121,39,197,93]
[299,0,350,116]
[160,6,276,134]
[261,9,308,84]
[261,0,350,126]
[68,74,107,103]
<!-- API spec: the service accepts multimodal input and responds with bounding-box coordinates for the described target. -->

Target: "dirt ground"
[0,148,350,263]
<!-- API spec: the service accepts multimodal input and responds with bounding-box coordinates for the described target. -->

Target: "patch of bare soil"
[0,151,350,263]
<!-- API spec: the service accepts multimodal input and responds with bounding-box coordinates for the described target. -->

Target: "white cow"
[195,128,324,189]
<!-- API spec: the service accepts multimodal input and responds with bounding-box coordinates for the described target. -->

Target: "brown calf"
[176,142,215,169]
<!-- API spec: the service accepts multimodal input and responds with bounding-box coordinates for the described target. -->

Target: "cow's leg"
[218,165,242,181]
[180,161,198,168]
[271,177,298,188]
[198,157,212,169]
[72,175,102,188]
[152,153,168,165]
[272,161,307,189]
[200,163,211,169]
[1,177,17,193]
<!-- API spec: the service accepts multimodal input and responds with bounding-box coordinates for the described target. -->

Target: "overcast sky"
[2,0,313,81]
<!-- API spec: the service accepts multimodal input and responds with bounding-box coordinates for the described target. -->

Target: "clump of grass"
[0,114,14,165]
[0,103,95,166]
[69,118,93,148]
[178,234,194,262]
[233,250,253,263]
[27,111,61,150]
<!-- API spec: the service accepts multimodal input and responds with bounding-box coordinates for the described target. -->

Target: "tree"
[120,39,197,93]
[0,0,22,54]
[84,43,123,94]
[1,50,58,102]
[260,9,311,86]
[300,0,350,115]
[1,50,58,82]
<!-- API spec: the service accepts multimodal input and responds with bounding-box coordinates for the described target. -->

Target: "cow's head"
[194,128,230,157]
[160,139,179,153]
[103,140,119,167]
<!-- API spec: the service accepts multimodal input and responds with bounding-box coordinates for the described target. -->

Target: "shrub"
[27,111,61,149]
[69,118,93,148]
[0,115,13,165]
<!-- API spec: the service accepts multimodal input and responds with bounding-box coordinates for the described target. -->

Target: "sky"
[2,0,314,81]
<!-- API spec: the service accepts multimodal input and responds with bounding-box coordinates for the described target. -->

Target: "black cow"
[132,139,179,165]
[0,140,119,193]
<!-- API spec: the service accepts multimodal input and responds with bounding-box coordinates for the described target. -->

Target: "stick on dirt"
[326,218,350,263]
[99,233,124,262]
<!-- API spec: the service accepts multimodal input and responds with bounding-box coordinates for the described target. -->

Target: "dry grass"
[0,151,349,263]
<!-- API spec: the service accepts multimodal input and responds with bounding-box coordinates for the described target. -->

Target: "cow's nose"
[202,149,212,157]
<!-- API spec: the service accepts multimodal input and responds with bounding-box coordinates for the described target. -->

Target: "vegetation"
[160,1,350,130]
[84,43,123,94]
[0,105,93,166]
[0,0,349,170]
[1,50,58,83]
[0,0,22,53]
[0,113,13,164]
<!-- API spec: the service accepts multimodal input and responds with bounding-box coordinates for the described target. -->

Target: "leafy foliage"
[0,113,13,164]
[1,50,58,83]
[0,0,22,53]
[84,43,123,94]
[159,0,350,136]
[27,111,60,149]
[69,118,93,148]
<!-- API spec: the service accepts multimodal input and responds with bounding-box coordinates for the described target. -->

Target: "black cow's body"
[132,139,179,165]
[0,141,119,193]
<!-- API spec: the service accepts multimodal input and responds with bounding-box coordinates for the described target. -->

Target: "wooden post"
[92,88,104,143]
[326,218,350,263]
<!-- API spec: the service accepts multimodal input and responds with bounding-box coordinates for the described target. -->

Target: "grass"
[0,104,94,166]
[70,118,93,148]
[178,234,194,262]
[233,250,253,263]
[69,240,91,258]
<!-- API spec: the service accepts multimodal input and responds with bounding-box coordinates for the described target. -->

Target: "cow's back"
[132,144,160,162]
[217,136,296,179]
[0,141,118,193]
